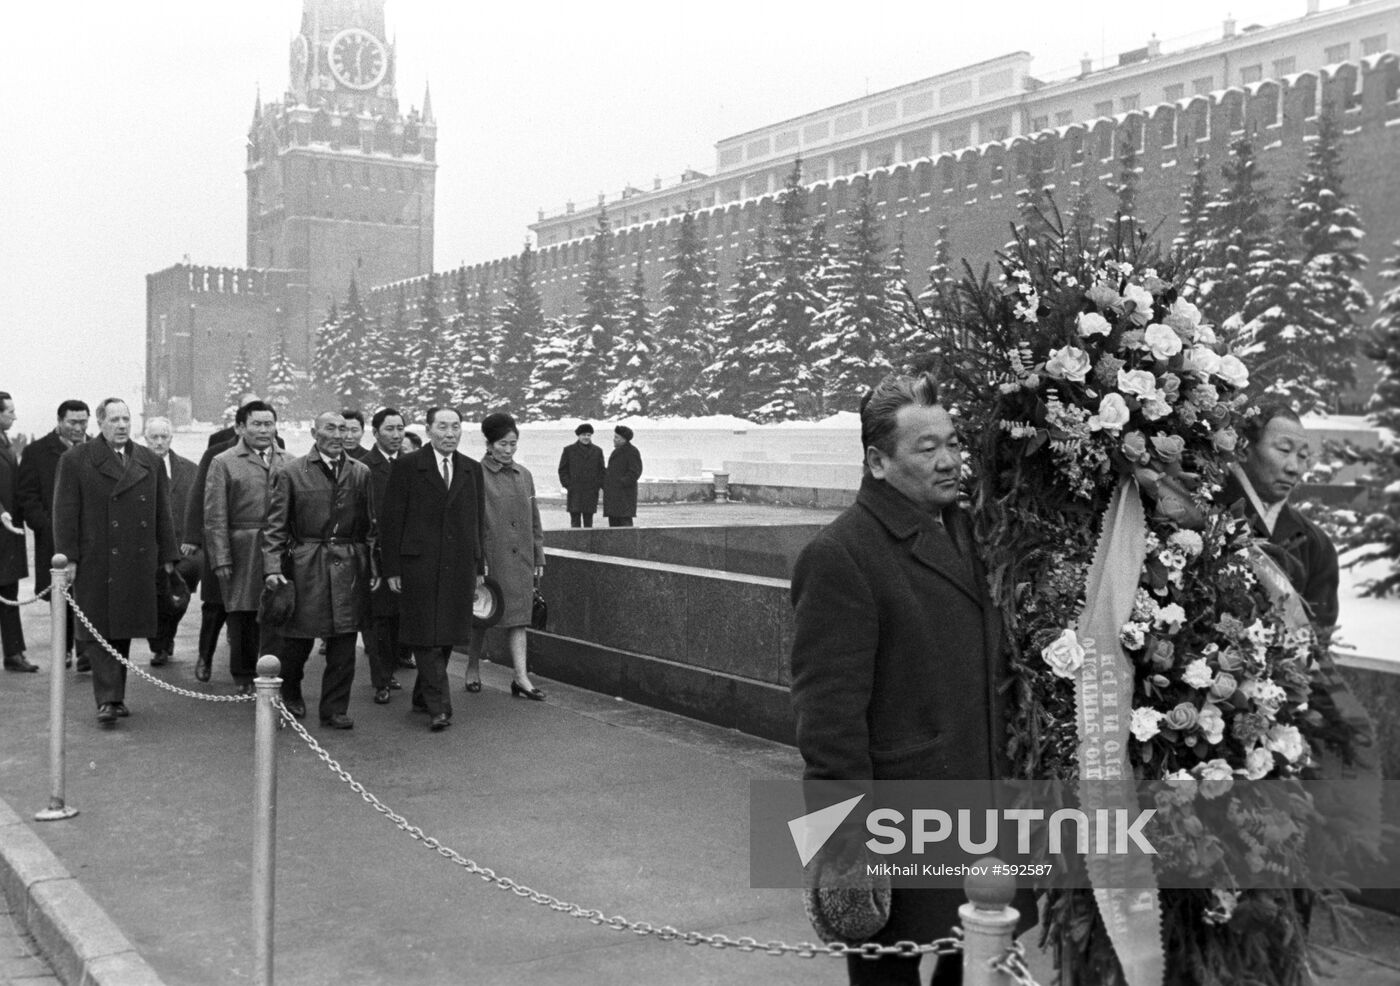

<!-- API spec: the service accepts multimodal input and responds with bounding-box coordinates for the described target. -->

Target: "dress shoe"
[321,714,354,730]
[3,656,39,673]
[149,651,170,668]
[236,683,255,697]
[373,687,391,705]
[429,713,451,732]
[96,703,118,725]
[398,655,417,670]
[112,702,130,718]
[284,699,307,719]
[510,680,546,702]
[464,678,482,693]
[194,657,211,682]
[75,656,91,673]
[388,676,403,691]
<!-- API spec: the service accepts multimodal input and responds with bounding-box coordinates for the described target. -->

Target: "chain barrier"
[0,584,52,607]
[60,584,254,704]
[274,701,964,961]
[989,941,1042,986]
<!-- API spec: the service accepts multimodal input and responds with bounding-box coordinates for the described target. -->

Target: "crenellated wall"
[384,56,1400,381]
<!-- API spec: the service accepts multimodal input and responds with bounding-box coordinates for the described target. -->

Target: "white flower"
[1193,758,1235,799]
[1239,747,1274,780]
[1169,298,1202,327]
[1195,323,1219,345]
[1240,678,1287,717]
[1141,397,1173,421]
[1120,621,1147,650]
[1121,283,1155,323]
[1182,658,1214,690]
[1154,602,1187,633]
[1117,368,1159,398]
[1089,393,1131,432]
[1077,311,1112,338]
[1265,723,1307,764]
[1144,322,1184,360]
[1130,707,1164,742]
[1181,345,1222,377]
[1041,628,1086,679]
[1132,589,1159,621]
[1168,530,1203,557]
[1196,703,1225,745]
[1215,354,1250,389]
[1045,346,1091,383]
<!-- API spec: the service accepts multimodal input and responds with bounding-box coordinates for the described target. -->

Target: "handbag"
[156,567,191,619]
[530,586,548,631]
[258,580,297,627]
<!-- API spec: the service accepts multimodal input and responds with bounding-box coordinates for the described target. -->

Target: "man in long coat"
[380,406,485,732]
[142,416,199,667]
[789,373,1016,986]
[363,407,408,703]
[557,422,605,528]
[16,398,88,666]
[53,398,178,724]
[205,401,288,693]
[264,411,374,728]
[0,392,35,671]
[603,425,642,527]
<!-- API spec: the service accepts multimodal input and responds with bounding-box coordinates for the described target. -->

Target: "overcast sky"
[1,0,1318,434]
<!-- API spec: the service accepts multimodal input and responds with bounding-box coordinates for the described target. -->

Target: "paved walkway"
[0,898,58,986]
[0,502,1396,985]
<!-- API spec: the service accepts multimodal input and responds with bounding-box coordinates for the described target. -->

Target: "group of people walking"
[0,390,646,735]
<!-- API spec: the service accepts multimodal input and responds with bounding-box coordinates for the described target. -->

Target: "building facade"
[146,0,435,422]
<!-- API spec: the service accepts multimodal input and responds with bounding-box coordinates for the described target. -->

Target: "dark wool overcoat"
[16,430,71,589]
[557,441,605,514]
[262,449,375,639]
[158,450,198,544]
[52,438,179,641]
[204,441,291,612]
[186,439,234,605]
[0,435,25,583]
[789,476,1011,948]
[379,447,485,648]
[363,445,404,618]
[603,443,642,519]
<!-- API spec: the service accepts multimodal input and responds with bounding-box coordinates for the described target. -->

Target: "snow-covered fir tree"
[311,301,342,403]
[1110,134,1141,224]
[745,162,823,422]
[573,206,624,417]
[1014,147,1055,246]
[882,224,918,359]
[1367,241,1400,433]
[491,243,545,412]
[704,228,769,415]
[409,274,459,414]
[526,316,576,420]
[454,276,496,417]
[1196,136,1274,336]
[810,180,901,413]
[1173,152,1213,273]
[223,341,255,421]
[265,334,299,421]
[366,290,415,414]
[651,209,719,416]
[607,259,656,417]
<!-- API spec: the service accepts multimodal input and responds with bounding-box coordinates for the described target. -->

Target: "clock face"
[327,28,387,91]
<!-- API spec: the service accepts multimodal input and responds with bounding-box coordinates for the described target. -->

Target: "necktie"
[115,447,126,469]
[441,456,451,487]
[259,450,269,467]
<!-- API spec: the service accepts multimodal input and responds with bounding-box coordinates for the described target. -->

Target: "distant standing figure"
[466,413,545,700]
[557,422,605,528]
[603,425,642,527]
[0,392,35,672]
[142,416,199,668]
[363,407,409,704]
[52,398,178,725]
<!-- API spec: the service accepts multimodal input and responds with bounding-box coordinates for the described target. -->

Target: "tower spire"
[252,86,262,125]
[422,82,434,122]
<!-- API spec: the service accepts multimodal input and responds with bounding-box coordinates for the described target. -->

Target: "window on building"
[1273,57,1297,77]
[1363,34,1388,56]
[1163,83,1184,102]
[1192,76,1214,95]
[1031,114,1049,132]
[1325,42,1351,63]
[1093,99,1114,117]
[1121,94,1140,111]
[1054,109,1075,126]
[987,125,1010,142]
[1240,64,1263,85]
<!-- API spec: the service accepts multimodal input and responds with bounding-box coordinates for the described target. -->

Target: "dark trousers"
[568,512,594,528]
[0,583,25,658]
[607,516,634,527]
[147,556,201,655]
[226,610,279,683]
[279,633,356,722]
[410,645,452,718]
[366,614,400,690]
[197,602,227,663]
[846,952,961,986]
[83,636,131,706]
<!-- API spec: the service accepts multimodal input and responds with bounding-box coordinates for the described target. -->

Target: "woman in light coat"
[465,412,546,700]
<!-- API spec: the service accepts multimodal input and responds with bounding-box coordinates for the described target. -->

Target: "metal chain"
[61,585,254,704]
[275,704,963,961]
[989,941,1042,986]
[0,585,52,607]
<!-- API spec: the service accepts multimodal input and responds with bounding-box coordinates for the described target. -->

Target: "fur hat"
[574,422,594,436]
[614,424,634,442]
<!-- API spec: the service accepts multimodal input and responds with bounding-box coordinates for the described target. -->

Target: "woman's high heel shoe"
[510,679,546,701]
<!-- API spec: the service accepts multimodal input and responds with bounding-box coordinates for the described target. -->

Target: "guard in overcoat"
[52,399,178,723]
[204,402,289,690]
[602,425,642,527]
[263,412,374,728]
[557,423,605,528]
[380,406,485,731]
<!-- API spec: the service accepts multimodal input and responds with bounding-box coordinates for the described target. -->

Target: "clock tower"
[246,0,436,353]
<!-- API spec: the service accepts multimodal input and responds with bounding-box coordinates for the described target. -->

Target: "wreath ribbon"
[1075,477,1164,986]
